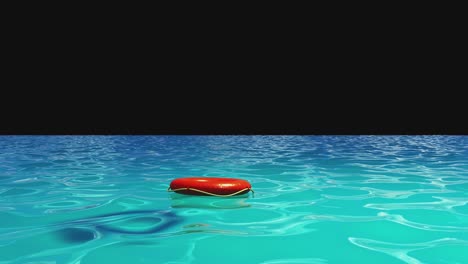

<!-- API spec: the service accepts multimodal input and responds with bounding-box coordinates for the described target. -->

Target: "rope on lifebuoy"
[167,187,254,197]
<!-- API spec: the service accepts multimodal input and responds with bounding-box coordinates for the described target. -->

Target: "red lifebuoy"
[168,177,252,196]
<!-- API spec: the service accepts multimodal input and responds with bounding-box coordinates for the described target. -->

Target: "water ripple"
[1,136,468,263]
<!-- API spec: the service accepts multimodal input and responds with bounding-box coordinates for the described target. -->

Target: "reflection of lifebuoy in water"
[168,177,253,197]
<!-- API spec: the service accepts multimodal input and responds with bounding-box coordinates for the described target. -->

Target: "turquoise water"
[1,136,468,264]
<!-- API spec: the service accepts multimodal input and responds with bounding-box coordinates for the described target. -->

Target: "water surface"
[1,136,467,264]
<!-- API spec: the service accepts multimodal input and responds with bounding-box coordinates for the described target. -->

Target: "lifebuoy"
[168,177,253,197]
